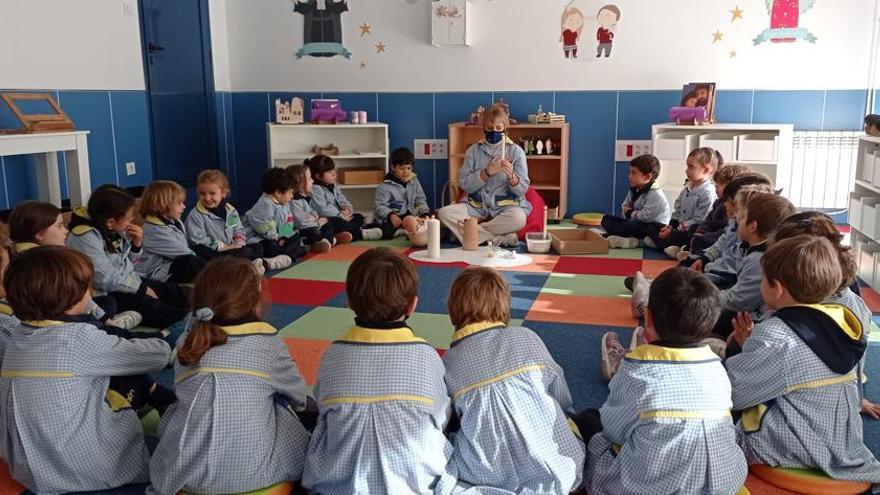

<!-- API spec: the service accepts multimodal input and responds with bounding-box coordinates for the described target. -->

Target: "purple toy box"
[669,106,709,125]
[311,99,348,124]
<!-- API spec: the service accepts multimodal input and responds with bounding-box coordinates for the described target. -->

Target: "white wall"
[0,0,146,90]
[216,0,878,92]
[209,0,232,91]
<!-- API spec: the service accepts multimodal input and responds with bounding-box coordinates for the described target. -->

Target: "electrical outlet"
[125,162,136,176]
[413,139,448,159]
[615,140,653,161]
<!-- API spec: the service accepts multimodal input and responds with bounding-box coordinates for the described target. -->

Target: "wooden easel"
[0,93,75,134]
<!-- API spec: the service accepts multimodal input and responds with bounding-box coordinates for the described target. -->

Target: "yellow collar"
[196,201,235,215]
[338,325,427,344]
[144,215,164,226]
[13,242,38,253]
[626,344,719,363]
[789,303,863,340]
[73,206,90,219]
[22,320,66,328]
[220,322,278,336]
[0,301,13,316]
[452,321,506,344]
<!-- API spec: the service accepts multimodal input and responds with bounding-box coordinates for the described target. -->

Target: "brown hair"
[5,246,93,321]
[482,103,510,130]
[713,164,750,184]
[762,235,842,303]
[287,163,310,195]
[0,223,11,294]
[447,267,510,329]
[8,201,62,244]
[630,154,661,180]
[687,147,719,172]
[140,180,185,218]
[648,267,720,344]
[773,211,856,291]
[197,169,231,192]
[346,247,418,323]
[742,193,795,238]
[733,184,775,213]
[722,173,773,202]
[598,4,621,20]
[177,257,265,366]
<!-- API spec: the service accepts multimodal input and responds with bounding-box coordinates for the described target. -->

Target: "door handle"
[148,42,165,53]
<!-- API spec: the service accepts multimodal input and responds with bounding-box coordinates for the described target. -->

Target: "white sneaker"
[663,246,681,258]
[361,227,383,241]
[394,228,406,237]
[263,254,292,271]
[601,332,629,381]
[643,237,657,248]
[251,258,266,276]
[675,249,692,261]
[701,337,727,359]
[107,311,142,330]
[631,271,650,318]
[496,233,519,247]
[607,235,639,249]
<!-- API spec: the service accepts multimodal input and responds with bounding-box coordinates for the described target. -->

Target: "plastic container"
[526,232,552,253]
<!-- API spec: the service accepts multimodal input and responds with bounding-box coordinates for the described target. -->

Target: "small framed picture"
[680,82,717,123]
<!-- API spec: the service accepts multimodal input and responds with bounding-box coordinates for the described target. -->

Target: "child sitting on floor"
[0,223,15,364]
[138,180,206,284]
[243,167,305,270]
[302,247,454,494]
[676,162,751,261]
[0,246,172,494]
[648,147,718,258]
[67,186,190,329]
[443,267,584,494]
[375,147,431,240]
[185,169,269,275]
[8,200,142,330]
[771,212,880,419]
[587,267,747,495]
[149,257,312,494]
[601,154,671,249]
[726,236,880,486]
[287,163,337,253]
[307,154,382,241]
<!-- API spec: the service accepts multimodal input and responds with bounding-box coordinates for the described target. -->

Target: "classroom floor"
[0,224,877,494]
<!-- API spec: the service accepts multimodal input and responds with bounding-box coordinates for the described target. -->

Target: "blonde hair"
[687,147,719,173]
[733,184,774,213]
[287,163,310,195]
[713,164,750,184]
[139,180,185,218]
[197,169,230,192]
[447,267,511,329]
[482,103,510,130]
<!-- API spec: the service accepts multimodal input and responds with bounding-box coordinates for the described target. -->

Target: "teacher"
[438,103,531,247]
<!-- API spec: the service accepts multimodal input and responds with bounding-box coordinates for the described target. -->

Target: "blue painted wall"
[1,87,872,215]
[0,89,154,210]
[219,88,873,214]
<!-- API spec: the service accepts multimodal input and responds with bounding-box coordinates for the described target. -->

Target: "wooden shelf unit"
[266,123,389,215]
[447,122,570,217]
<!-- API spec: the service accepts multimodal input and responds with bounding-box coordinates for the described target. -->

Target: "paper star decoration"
[375,42,386,53]
[729,50,737,58]
[359,22,371,36]
[730,6,743,22]
[712,30,724,43]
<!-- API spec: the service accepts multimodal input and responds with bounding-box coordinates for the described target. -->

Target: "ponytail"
[177,321,228,366]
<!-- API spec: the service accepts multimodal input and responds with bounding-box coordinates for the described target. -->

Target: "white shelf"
[273,152,387,161]
[849,136,880,289]
[855,179,880,195]
[267,123,388,129]
[338,183,381,189]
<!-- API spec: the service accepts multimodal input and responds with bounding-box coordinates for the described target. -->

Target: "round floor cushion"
[572,212,603,227]
[751,465,871,495]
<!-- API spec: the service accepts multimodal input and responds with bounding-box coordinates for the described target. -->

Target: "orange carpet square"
[526,293,637,328]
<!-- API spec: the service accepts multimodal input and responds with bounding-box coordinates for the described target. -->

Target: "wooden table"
[0,131,91,207]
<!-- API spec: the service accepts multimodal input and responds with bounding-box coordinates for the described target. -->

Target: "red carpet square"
[553,256,643,277]
[266,278,345,306]
[526,294,637,328]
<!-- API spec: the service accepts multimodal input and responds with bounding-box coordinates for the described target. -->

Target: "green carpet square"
[541,273,631,298]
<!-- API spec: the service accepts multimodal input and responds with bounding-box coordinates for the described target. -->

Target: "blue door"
[140,0,217,187]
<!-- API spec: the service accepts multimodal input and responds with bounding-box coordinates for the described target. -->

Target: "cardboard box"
[550,228,609,255]
[338,167,385,185]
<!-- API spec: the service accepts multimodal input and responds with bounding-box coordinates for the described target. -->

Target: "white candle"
[427,217,441,259]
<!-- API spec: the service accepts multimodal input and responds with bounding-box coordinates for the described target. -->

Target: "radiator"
[785,131,861,210]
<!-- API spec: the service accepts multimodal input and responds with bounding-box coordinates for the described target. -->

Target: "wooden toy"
[462,217,479,250]
[312,143,340,156]
[0,93,75,133]
[469,105,485,125]
[275,97,304,125]
[528,105,566,124]
[310,99,347,124]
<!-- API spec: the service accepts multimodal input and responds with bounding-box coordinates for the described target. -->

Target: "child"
[149,257,311,494]
[726,236,880,485]
[138,180,206,284]
[375,147,430,240]
[308,154,382,241]
[0,246,171,494]
[601,154,671,249]
[772,211,880,419]
[649,147,718,258]
[588,267,747,494]
[302,247,454,494]
[67,186,190,329]
[287,163,336,253]
[9,200,143,330]
[185,169,268,274]
[678,162,751,260]
[0,223,15,364]
[443,267,584,494]
[243,167,305,270]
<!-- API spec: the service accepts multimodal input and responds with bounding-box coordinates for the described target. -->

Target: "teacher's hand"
[485,159,505,177]
[500,161,515,178]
